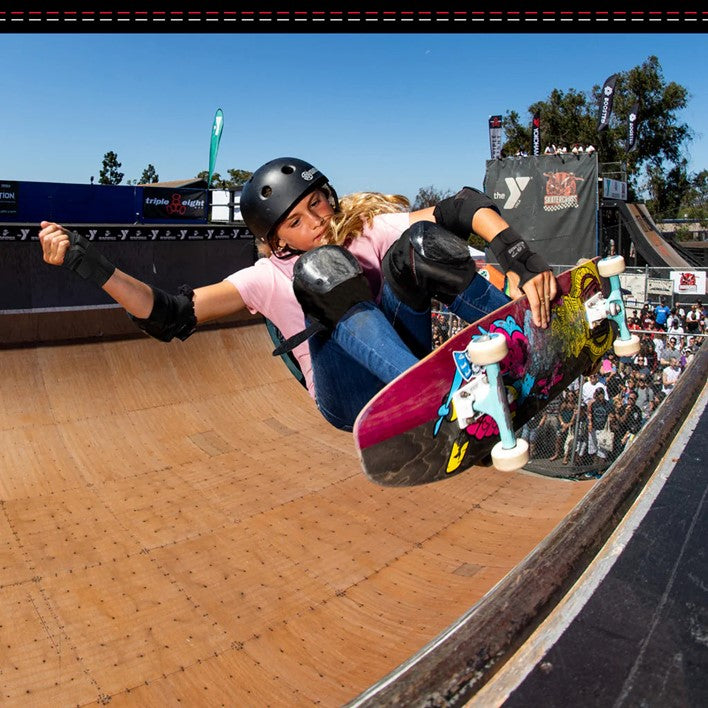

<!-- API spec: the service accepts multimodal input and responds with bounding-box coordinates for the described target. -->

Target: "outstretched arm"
[38,221,246,333]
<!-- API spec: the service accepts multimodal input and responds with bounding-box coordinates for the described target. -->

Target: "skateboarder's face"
[276,189,335,252]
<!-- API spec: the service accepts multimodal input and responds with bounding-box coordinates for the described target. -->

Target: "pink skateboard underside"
[354,260,613,485]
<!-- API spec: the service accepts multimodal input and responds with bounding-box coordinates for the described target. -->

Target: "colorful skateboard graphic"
[354,256,639,487]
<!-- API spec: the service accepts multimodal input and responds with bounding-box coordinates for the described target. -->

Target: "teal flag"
[207,108,224,187]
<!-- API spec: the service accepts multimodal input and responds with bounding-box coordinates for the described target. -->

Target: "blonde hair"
[324,191,410,246]
[258,189,410,258]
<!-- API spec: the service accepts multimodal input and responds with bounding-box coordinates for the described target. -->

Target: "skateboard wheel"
[598,255,626,277]
[613,333,641,357]
[466,333,508,366]
[491,438,529,472]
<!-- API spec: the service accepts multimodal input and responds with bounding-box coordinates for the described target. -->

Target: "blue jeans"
[310,272,510,431]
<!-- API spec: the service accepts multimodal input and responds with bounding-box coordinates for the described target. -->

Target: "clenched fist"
[38,221,71,266]
[37,220,116,286]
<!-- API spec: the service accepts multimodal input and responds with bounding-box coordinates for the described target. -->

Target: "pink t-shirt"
[225,211,410,397]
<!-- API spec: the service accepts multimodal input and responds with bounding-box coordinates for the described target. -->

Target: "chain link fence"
[431,277,706,479]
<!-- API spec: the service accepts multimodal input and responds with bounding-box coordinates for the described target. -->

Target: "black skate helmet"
[240,157,339,245]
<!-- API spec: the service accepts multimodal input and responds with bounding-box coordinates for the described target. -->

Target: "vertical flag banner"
[597,74,618,132]
[532,112,541,156]
[626,101,640,152]
[489,115,503,159]
[208,108,224,187]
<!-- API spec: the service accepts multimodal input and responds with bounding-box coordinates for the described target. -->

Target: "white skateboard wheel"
[491,438,529,472]
[466,334,508,366]
[598,255,626,277]
[613,333,641,357]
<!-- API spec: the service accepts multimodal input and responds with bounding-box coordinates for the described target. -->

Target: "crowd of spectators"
[505,144,596,158]
[521,325,702,469]
[629,298,706,338]
[431,297,705,472]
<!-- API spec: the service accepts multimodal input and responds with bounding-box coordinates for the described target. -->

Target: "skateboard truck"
[585,256,641,357]
[451,333,530,472]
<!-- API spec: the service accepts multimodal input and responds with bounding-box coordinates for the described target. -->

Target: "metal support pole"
[569,375,586,467]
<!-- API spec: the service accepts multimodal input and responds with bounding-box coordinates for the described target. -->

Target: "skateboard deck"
[354,258,615,486]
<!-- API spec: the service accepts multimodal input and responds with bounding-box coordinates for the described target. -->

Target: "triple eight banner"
[142,187,207,220]
[483,152,599,265]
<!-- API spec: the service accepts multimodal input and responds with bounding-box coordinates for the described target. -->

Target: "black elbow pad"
[433,186,500,239]
[129,285,197,342]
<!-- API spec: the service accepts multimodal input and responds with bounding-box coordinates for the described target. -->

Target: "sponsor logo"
[542,171,585,212]
[489,115,502,129]
[301,168,318,181]
[508,242,528,259]
[496,177,531,209]
[678,272,697,292]
[599,85,614,125]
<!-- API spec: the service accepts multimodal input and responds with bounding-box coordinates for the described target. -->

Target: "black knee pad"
[382,221,477,310]
[293,245,374,330]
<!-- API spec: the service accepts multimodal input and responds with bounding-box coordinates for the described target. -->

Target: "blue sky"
[2,33,706,201]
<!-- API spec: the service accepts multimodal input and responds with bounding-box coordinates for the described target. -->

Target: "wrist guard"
[62,230,116,287]
[433,186,500,239]
[129,285,197,342]
[489,227,550,287]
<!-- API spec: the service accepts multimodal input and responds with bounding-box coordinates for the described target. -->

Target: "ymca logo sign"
[493,177,531,209]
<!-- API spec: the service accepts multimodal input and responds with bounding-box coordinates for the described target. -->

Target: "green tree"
[678,169,708,223]
[646,159,692,221]
[501,56,694,211]
[98,150,124,185]
[196,168,253,189]
[139,164,159,184]
[225,168,252,187]
[196,170,224,188]
[412,185,452,210]
[503,88,596,158]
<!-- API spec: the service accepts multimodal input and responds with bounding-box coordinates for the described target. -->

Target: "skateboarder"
[38,156,556,431]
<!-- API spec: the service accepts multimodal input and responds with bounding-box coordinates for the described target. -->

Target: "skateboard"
[354,256,640,486]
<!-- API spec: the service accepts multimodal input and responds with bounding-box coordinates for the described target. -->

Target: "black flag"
[489,115,503,159]
[597,74,618,132]
[626,102,640,152]
[532,112,541,156]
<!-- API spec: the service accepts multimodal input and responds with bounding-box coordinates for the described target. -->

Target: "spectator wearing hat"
[634,374,655,418]
[581,372,608,405]
[660,337,682,367]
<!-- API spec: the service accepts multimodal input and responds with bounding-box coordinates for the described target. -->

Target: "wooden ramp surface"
[0,323,594,706]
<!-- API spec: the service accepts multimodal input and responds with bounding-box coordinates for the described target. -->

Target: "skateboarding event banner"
[484,152,599,265]
[0,181,18,216]
[531,112,541,156]
[488,115,503,159]
[142,187,208,221]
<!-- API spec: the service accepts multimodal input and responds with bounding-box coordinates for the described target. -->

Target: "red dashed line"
[0,10,705,24]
